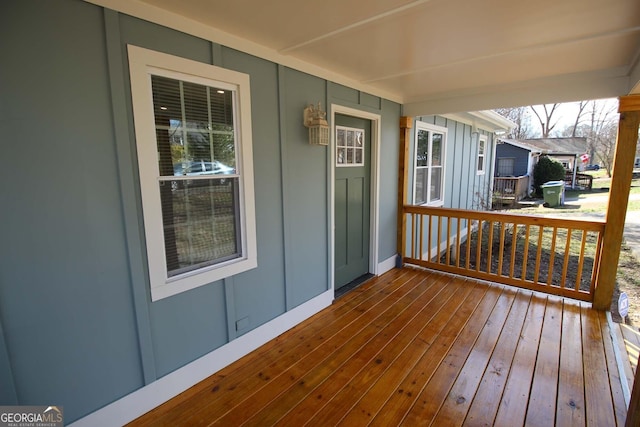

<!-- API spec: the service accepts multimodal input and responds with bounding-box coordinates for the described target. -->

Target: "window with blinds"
[129,45,257,301]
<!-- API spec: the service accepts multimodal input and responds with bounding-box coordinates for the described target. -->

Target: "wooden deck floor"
[129,267,628,426]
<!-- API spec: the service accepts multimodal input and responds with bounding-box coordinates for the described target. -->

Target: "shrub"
[533,156,565,196]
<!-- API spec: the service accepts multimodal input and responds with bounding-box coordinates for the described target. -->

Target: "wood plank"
[130,268,410,426]
[293,276,472,426]
[534,225,544,284]
[521,224,530,281]
[129,269,627,427]
[555,300,585,426]
[207,271,437,426]
[463,291,533,426]
[612,322,635,399]
[153,269,424,426]
[258,274,460,426]
[560,228,572,289]
[337,280,490,426]
[493,293,547,426]
[599,310,628,426]
[524,296,563,427]
[487,221,494,274]
[621,324,640,375]
[368,284,504,427]
[400,288,518,425]
[581,303,616,426]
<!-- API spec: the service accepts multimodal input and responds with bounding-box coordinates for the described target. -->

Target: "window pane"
[417,130,428,167]
[432,133,442,166]
[183,82,209,128]
[347,147,353,164]
[161,178,240,277]
[478,140,485,154]
[152,75,236,178]
[355,148,363,164]
[347,130,354,147]
[337,147,345,164]
[337,129,345,147]
[415,167,428,204]
[477,155,484,171]
[498,158,515,176]
[430,167,442,202]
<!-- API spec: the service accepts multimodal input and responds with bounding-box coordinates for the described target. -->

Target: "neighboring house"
[495,137,590,191]
[494,138,542,197]
[520,137,589,173]
[1,1,639,426]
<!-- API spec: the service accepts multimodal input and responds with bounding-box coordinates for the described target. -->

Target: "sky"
[528,98,618,137]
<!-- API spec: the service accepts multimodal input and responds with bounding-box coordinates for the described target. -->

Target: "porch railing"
[402,205,605,301]
[493,175,529,207]
[565,171,593,190]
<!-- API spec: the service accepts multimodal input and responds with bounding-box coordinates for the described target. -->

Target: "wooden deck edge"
[606,311,632,405]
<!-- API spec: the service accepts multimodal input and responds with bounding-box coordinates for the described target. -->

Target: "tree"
[530,104,560,138]
[568,100,589,137]
[533,156,566,196]
[494,106,536,139]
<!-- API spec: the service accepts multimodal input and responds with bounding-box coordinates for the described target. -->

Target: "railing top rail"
[403,205,605,232]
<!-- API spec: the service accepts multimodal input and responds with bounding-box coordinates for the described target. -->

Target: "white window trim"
[413,121,447,207]
[128,45,257,301]
[477,134,487,175]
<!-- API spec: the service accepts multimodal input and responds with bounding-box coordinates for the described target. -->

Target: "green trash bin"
[540,180,564,207]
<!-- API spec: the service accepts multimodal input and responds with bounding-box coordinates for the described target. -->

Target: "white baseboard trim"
[377,254,398,275]
[70,289,334,427]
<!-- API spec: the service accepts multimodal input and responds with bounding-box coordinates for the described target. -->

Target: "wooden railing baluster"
[401,205,604,301]
[509,223,518,279]
[575,229,588,291]
[446,217,452,265]
[487,221,494,274]
[547,227,558,286]
[476,219,483,272]
[560,228,573,289]
[522,224,530,282]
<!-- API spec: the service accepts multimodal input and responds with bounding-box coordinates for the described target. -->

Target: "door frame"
[329,104,381,296]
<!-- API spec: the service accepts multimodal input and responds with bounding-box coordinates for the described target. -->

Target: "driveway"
[541,200,640,261]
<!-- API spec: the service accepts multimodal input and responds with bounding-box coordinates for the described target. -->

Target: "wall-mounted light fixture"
[303,102,329,146]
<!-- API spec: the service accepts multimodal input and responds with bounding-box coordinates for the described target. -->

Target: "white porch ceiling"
[109,0,640,114]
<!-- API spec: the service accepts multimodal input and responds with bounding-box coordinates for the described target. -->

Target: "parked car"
[585,164,600,171]
[173,160,235,176]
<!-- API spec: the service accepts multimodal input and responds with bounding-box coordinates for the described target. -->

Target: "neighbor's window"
[477,135,487,175]
[497,157,515,176]
[414,122,447,206]
[128,46,256,301]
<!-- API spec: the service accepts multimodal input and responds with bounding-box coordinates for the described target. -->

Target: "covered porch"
[129,267,626,426]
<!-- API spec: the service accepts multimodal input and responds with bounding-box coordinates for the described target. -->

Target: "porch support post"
[593,95,640,309]
[397,117,413,265]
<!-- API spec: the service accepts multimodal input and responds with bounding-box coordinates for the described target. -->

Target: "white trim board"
[330,105,382,296]
[69,290,333,427]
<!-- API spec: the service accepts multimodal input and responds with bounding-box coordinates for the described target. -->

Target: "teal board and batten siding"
[407,116,496,257]
[0,0,400,422]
